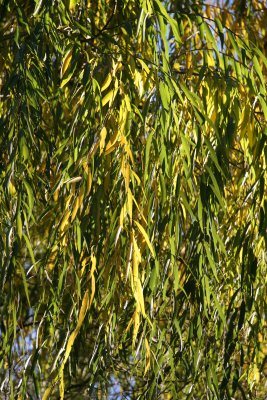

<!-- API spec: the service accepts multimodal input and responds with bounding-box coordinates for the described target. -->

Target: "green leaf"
[23,233,36,268]
[159,80,171,110]
[204,241,219,282]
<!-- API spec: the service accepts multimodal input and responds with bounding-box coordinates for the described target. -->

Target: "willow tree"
[0,0,266,398]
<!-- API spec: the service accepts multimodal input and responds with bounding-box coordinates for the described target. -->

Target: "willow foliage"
[0,1,267,399]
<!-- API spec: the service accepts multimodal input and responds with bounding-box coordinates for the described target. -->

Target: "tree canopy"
[0,0,266,398]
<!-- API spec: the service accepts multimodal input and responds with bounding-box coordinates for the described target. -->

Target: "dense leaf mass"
[0,1,267,399]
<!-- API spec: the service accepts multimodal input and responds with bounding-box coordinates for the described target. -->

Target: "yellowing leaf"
[127,189,133,223]
[247,120,255,148]
[132,233,141,281]
[124,313,134,333]
[17,212,22,239]
[23,181,34,216]
[120,201,127,227]
[104,129,119,154]
[102,88,118,107]
[8,180,16,196]
[137,58,150,74]
[87,169,92,195]
[77,289,89,328]
[59,211,71,232]
[207,51,215,67]
[132,304,140,347]
[134,220,155,257]
[135,278,146,317]
[248,363,260,386]
[121,157,130,191]
[131,233,146,317]
[121,135,134,163]
[42,387,52,400]
[60,49,72,79]
[101,73,112,92]
[134,71,143,96]
[124,94,132,112]
[71,196,80,222]
[89,253,96,306]
[23,233,36,267]
[99,126,107,155]
[60,74,74,89]
[62,330,78,366]
[131,170,141,185]
[59,371,64,400]
[186,52,193,69]
[144,338,151,375]
[69,0,77,12]
[104,142,116,154]
[60,289,91,369]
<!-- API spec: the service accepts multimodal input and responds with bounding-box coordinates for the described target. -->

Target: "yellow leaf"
[80,256,90,277]
[77,289,89,328]
[105,139,120,155]
[53,188,60,202]
[59,370,64,400]
[144,338,151,375]
[132,304,140,347]
[137,58,150,74]
[134,71,143,97]
[127,189,133,223]
[62,330,78,366]
[132,233,146,317]
[186,52,192,70]
[17,213,22,239]
[89,253,96,306]
[65,194,73,209]
[59,211,71,232]
[105,130,119,155]
[42,287,91,400]
[8,179,17,196]
[248,363,260,385]
[47,245,58,272]
[134,220,155,257]
[132,233,141,280]
[239,103,250,136]
[207,51,215,67]
[119,100,128,131]
[62,289,90,364]
[99,126,107,155]
[101,73,112,92]
[120,201,127,227]
[131,195,147,226]
[102,88,118,107]
[42,387,52,400]
[121,157,130,190]
[87,169,92,195]
[180,203,186,220]
[124,313,134,333]
[131,170,140,185]
[60,49,72,79]
[69,0,77,12]
[71,196,80,222]
[124,94,132,112]
[135,278,146,317]
[248,120,255,148]
[121,135,134,163]
[60,74,73,89]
